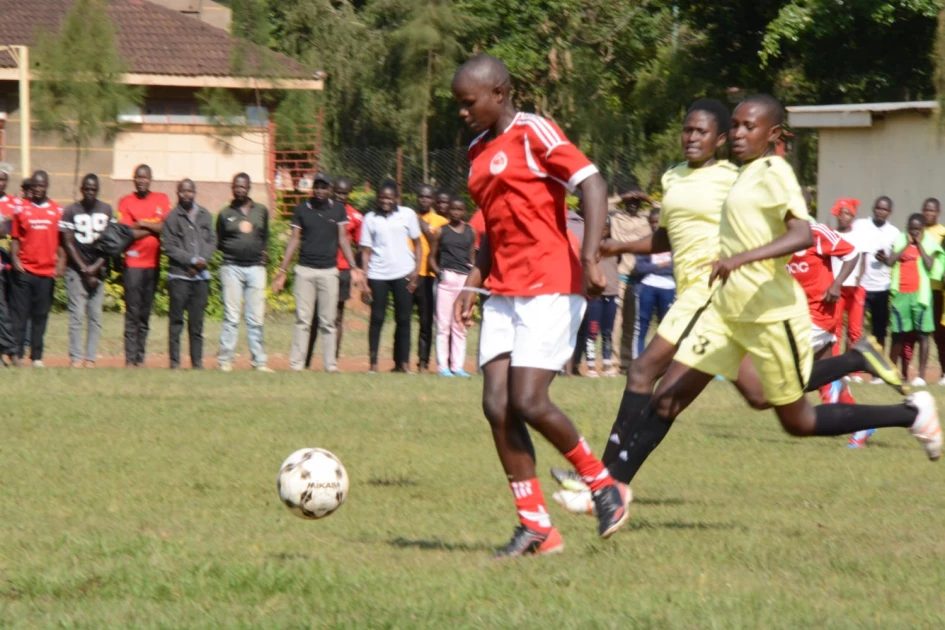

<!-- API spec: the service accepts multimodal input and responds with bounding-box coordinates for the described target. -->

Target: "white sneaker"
[937,376,945,387]
[870,377,884,385]
[32,360,45,368]
[910,377,927,388]
[849,374,863,383]
[219,363,233,373]
[586,369,599,378]
[908,391,942,461]
[255,366,274,373]
[552,482,632,516]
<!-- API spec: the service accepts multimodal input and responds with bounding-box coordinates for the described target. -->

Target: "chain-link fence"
[317,147,470,197]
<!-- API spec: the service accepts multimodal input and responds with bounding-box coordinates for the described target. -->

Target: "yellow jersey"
[715,155,810,323]
[925,223,945,291]
[416,211,450,277]
[660,160,739,294]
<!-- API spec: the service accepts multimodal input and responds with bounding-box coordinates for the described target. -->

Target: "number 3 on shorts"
[692,334,710,355]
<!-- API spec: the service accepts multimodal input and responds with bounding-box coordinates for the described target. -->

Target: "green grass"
[0,363,943,628]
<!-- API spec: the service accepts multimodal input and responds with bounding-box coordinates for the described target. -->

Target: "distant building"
[787,101,941,230]
[0,0,322,210]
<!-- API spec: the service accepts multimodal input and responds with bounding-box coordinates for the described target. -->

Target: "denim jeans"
[218,265,268,368]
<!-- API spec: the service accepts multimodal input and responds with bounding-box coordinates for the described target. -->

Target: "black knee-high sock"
[813,403,916,436]
[605,403,674,484]
[806,351,867,391]
[602,390,653,465]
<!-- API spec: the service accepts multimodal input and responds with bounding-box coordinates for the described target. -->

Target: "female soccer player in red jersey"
[451,54,629,558]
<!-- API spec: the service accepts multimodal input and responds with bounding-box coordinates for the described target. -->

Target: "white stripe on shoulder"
[468,129,489,150]
[522,113,565,144]
[812,223,840,245]
[517,114,564,150]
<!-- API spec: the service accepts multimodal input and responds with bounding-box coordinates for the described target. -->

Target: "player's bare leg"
[508,365,628,538]
[482,355,562,558]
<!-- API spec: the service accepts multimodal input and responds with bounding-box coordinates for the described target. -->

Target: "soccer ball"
[277,448,349,519]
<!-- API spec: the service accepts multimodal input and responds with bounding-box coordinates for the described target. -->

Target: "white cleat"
[552,482,632,516]
[908,391,942,461]
[910,377,927,388]
[937,376,945,387]
[870,377,884,385]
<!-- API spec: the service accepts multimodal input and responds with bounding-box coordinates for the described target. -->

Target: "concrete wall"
[0,87,271,212]
[150,0,232,31]
[817,112,945,230]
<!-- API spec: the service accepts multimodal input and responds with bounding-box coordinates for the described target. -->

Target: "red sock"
[510,478,552,533]
[838,386,856,405]
[564,437,614,492]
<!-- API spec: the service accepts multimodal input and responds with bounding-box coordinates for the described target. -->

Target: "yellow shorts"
[656,280,715,346]
[674,304,813,407]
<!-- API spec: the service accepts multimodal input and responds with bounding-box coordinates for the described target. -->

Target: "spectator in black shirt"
[272,172,364,371]
[60,174,112,368]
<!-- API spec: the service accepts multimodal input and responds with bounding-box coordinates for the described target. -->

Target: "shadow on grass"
[388,537,494,552]
[366,476,418,488]
[632,497,686,506]
[625,519,744,532]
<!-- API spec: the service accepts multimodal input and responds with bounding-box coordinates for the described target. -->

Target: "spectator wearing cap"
[831,198,868,362]
[609,185,657,371]
[271,172,364,372]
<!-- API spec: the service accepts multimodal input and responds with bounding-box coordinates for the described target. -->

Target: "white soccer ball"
[277,448,349,519]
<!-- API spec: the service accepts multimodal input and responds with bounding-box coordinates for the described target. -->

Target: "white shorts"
[811,324,836,353]
[479,294,587,371]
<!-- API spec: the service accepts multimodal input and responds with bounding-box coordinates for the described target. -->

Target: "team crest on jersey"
[490,151,508,175]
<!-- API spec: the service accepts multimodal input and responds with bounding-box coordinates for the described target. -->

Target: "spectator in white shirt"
[853,196,900,366]
[359,180,422,373]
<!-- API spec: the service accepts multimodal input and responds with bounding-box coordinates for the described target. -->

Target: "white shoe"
[937,376,945,387]
[219,363,233,372]
[849,374,863,383]
[552,482,632,516]
[586,369,599,378]
[910,377,927,388]
[870,377,884,385]
[908,391,942,461]
[255,366,274,373]
[32,360,45,368]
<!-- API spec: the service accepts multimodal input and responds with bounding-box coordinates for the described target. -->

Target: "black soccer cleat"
[494,525,564,559]
[592,484,629,539]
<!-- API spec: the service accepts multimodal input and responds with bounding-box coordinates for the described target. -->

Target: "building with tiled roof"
[0,0,323,208]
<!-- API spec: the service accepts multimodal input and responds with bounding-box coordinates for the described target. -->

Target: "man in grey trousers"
[60,174,112,368]
[271,172,364,371]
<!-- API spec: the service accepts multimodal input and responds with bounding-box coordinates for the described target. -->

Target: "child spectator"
[585,217,620,377]
[634,210,675,357]
[429,197,476,377]
[884,213,944,386]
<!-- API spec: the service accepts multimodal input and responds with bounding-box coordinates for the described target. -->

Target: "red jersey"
[337,204,363,270]
[468,209,486,249]
[898,245,920,293]
[12,200,63,277]
[467,112,598,296]
[118,191,170,268]
[0,194,24,220]
[787,223,856,329]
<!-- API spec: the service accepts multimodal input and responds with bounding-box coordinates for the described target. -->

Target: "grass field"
[2,343,945,629]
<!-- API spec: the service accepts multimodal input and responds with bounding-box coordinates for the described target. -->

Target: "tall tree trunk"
[73,135,81,198]
[422,49,432,184]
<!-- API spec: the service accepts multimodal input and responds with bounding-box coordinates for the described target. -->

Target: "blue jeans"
[218,265,267,368]
[586,295,618,366]
[637,285,675,357]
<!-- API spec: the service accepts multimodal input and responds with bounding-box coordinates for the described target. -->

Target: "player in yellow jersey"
[552,96,932,514]
[635,95,940,461]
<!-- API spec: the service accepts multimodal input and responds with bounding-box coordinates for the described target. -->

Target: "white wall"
[817,112,945,230]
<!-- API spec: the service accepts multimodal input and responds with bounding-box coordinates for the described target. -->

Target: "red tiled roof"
[0,0,313,79]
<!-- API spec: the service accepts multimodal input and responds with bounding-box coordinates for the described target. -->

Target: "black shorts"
[338,269,352,302]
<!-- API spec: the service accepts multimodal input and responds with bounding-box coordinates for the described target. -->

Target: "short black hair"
[923,197,940,210]
[20,178,32,190]
[334,176,352,189]
[134,164,152,176]
[436,188,451,198]
[908,212,925,226]
[449,195,466,206]
[686,98,731,135]
[233,172,250,184]
[739,93,784,126]
[874,195,893,210]
[379,179,399,195]
[31,170,49,184]
[418,183,434,194]
[82,173,99,186]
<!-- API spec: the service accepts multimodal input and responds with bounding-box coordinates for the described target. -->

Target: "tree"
[31,0,143,194]
[377,0,470,181]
